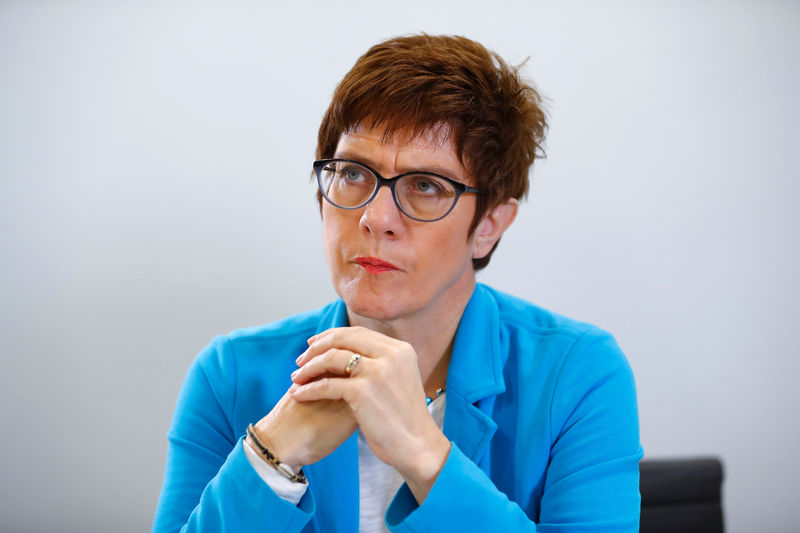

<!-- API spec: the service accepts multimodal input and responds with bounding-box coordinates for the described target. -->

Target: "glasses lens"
[396,174,457,221]
[318,161,377,208]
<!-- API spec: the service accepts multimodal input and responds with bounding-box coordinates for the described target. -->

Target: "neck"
[347,275,475,392]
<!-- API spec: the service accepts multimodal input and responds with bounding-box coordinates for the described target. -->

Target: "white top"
[243,394,447,532]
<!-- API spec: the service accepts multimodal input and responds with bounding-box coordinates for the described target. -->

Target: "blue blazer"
[153,284,642,532]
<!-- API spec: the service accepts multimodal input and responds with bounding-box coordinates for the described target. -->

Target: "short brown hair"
[316,34,548,270]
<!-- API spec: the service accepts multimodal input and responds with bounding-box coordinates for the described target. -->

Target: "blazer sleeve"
[151,336,316,532]
[385,329,643,532]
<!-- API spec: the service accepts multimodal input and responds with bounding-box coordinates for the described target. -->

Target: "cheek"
[322,223,338,268]
[436,218,471,251]
[321,209,335,254]
[322,208,352,260]
[415,226,470,276]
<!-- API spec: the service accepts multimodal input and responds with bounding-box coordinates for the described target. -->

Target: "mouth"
[354,256,400,273]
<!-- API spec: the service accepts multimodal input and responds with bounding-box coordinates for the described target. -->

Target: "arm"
[242,439,308,505]
[386,331,642,532]
[151,337,316,533]
[538,331,642,530]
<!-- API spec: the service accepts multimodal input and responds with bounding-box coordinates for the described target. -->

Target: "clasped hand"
[289,326,451,501]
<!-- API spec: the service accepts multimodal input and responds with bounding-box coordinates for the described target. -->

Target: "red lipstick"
[354,256,399,274]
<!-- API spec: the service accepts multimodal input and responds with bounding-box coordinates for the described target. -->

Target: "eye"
[404,175,449,197]
[340,165,368,183]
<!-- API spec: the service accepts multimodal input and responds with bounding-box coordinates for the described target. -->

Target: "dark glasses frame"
[313,158,480,222]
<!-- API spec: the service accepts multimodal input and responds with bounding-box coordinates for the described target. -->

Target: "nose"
[359,184,403,237]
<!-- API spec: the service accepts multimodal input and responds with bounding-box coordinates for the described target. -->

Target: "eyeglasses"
[313,158,480,222]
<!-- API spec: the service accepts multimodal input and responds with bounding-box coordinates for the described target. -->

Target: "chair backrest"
[639,457,724,533]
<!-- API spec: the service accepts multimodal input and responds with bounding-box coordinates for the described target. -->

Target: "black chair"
[640,457,724,533]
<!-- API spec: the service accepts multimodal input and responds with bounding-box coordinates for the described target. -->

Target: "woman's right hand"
[247,385,357,471]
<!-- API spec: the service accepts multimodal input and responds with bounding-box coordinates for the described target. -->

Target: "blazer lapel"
[443,284,506,463]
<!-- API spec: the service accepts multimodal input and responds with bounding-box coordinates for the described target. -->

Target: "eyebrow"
[332,150,466,183]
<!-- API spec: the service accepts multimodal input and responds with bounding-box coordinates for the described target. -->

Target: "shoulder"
[479,284,632,383]
[177,300,346,426]
[478,285,639,447]
[225,303,338,349]
[193,300,344,381]
[481,284,615,345]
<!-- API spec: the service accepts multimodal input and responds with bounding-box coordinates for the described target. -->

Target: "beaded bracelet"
[246,424,307,483]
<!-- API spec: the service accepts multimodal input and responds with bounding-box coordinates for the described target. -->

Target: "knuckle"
[345,379,367,404]
[372,361,389,381]
[400,343,417,362]
[354,379,368,397]
[335,348,350,367]
[319,349,335,365]
[313,335,331,349]
[319,349,339,369]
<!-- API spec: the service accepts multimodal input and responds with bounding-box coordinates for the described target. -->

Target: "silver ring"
[344,353,361,375]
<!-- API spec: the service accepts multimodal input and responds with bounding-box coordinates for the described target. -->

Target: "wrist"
[252,421,303,470]
[397,433,451,504]
[246,424,305,481]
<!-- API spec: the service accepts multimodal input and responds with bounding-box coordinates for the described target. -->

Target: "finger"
[298,327,399,366]
[290,376,349,402]
[291,349,358,384]
[305,327,338,346]
[297,328,345,365]
[295,328,341,366]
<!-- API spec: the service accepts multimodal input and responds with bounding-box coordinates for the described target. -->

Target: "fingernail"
[306,335,317,345]
[291,368,300,378]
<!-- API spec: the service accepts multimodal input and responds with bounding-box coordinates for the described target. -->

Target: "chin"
[334,281,412,322]
[342,293,404,322]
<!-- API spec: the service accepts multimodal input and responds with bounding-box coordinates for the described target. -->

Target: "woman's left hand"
[290,326,451,502]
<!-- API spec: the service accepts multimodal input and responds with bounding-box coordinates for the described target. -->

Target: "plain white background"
[1,1,798,531]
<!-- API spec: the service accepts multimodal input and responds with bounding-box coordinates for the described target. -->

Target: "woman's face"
[322,124,485,324]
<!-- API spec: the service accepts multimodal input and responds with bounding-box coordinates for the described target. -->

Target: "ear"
[471,198,519,259]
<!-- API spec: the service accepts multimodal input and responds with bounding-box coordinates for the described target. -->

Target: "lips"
[354,256,399,273]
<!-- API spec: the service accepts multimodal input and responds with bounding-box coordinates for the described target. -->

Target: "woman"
[153,34,642,532]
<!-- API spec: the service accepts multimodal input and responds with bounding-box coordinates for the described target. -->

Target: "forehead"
[334,123,469,180]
